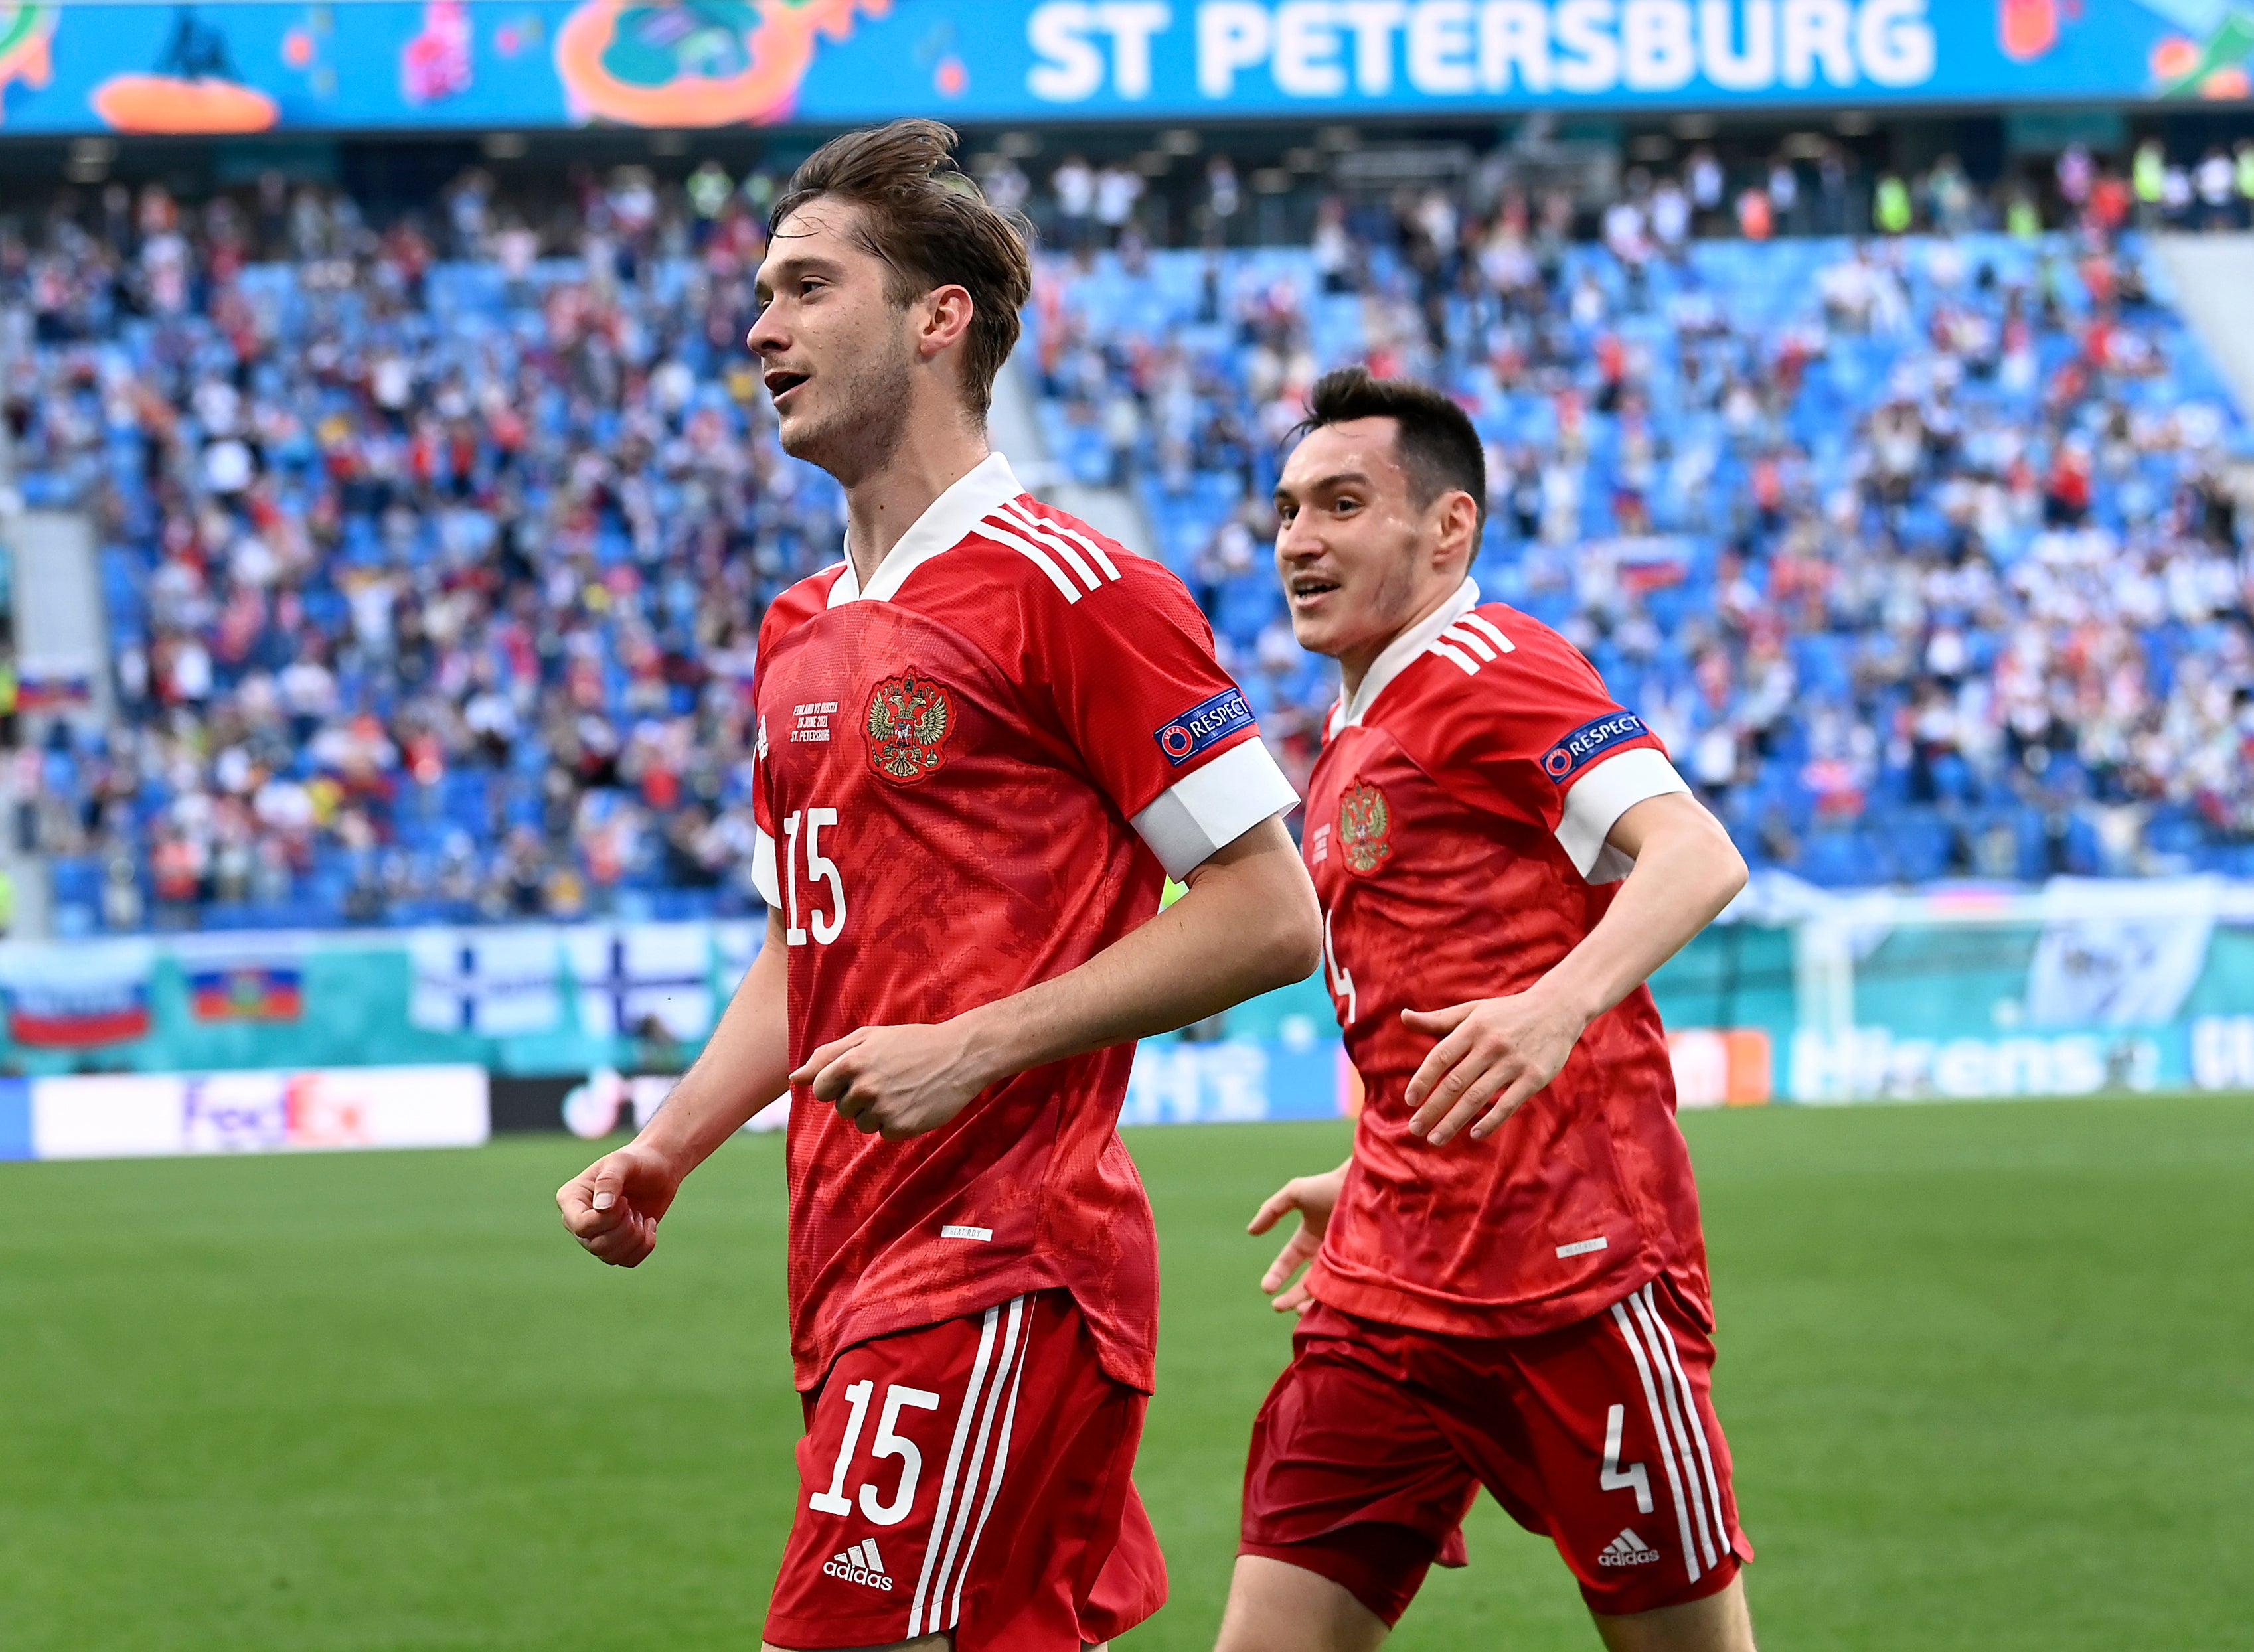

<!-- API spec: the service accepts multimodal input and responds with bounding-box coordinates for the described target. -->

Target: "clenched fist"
[557,1141,686,1268]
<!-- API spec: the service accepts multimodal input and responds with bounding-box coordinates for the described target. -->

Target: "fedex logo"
[181,1073,376,1154]
[183,1077,289,1153]
[1542,713,1649,783]
[1155,687,1255,766]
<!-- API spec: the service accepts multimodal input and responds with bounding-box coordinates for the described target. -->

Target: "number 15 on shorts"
[811,1380,940,1526]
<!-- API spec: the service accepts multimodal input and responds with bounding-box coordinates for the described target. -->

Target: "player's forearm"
[1534,798,1747,1031]
[639,913,791,1173]
[959,816,1322,1081]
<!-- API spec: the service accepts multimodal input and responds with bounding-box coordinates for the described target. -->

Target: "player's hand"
[1402,986,1588,1147]
[791,1020,997,1142]
[1248,1162,1349,1314]
[557,1141,685,1268]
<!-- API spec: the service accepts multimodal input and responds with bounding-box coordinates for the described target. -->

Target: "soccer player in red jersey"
[1216,370,1757,1652]
[556,122,1321,1652]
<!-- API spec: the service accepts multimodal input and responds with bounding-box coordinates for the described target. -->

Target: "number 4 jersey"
[1303,578,1716,1340]
[750,453,1299,1396]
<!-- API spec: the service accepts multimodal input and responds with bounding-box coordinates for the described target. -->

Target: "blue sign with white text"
[0,3,2237,137]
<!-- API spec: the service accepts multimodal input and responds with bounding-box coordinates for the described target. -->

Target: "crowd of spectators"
[1030,187,2254,885]
[1006,135,2254,256]
[7,165,819,930]
[1,139,2251,933]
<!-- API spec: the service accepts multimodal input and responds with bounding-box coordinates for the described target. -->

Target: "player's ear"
[918,283,977,362]
[1433,488,1481,573]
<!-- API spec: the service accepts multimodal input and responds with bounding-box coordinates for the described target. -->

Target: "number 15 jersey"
[750,453,1298,1397]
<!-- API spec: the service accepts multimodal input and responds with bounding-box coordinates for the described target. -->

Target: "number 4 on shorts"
[1601,1403,1654,1515]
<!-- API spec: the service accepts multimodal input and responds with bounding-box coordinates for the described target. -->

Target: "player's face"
[748,198,916,483]
[1274,419,1447,672]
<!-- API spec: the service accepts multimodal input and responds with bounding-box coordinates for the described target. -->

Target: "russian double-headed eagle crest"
[864,671,953,783]
[1338,781,1392,875]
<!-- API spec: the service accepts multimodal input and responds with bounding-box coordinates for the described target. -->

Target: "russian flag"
[1611,535,1692,595]
[15,672,92,711]
[6,984,151,1047]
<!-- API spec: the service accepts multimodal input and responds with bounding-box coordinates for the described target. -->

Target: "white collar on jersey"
[824,451,1026,608]
[1327,577,1481,737]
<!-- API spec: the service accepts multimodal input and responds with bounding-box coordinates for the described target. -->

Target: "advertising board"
[0,875,2247,1151]
[0,3,2239,137]
[15,1065,490,1162]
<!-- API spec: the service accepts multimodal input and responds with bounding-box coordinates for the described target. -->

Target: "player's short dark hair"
[1295,367,1486,526]
[772,119,1032,421]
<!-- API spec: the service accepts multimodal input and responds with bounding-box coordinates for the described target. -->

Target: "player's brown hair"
[771,119,1033,421]
[1296,366,1487,528]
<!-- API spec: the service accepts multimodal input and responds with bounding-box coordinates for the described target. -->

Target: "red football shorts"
[1240,1277,1753,1623]
[765,1289,1167,1651]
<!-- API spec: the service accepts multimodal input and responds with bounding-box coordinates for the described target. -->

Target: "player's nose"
[1276,518,1324,561]
[745,307,786,356]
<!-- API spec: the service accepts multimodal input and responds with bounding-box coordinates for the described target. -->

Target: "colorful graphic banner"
[175,933,311,1023]
[0,2,2243,137]
[185,965,305,1023]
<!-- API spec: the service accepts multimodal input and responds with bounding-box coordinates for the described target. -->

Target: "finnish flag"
[407,927,564,1035]
[566,923,715,1041]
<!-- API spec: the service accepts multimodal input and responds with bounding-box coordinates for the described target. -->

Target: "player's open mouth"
[765,369,811,409]
[1289,577,1340,604]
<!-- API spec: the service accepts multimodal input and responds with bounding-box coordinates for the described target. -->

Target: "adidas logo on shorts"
[824,1539,895,1592]
[1599,1528,1662,1569]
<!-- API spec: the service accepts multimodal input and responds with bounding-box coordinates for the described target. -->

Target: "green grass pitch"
[5,1096,2252,1651]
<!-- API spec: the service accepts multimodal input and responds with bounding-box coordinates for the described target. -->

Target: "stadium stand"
[1030,218,2254,886]
[11,179,806,931]
[5,168,2253,933]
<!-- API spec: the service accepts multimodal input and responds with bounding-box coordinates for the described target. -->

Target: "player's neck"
[1338,579,1467,704]
[841,419,993,589]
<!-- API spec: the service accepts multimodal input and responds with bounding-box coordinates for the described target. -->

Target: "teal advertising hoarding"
[0,2,2247,137]
[1,883,2250,1112]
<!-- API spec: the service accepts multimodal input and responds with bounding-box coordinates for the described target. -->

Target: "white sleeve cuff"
[1130,739,1301,881]
[751,826,781,908]
[1556,747,1690,883]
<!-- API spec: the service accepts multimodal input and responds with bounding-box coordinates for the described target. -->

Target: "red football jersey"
[1303,579,1710,1339]
[750,453,1298,1394]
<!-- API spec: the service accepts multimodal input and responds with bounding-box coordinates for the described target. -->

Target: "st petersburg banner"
[0,2,2245,137]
